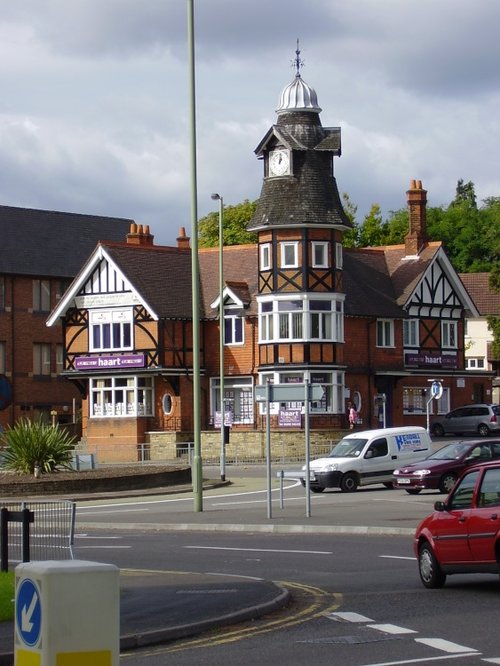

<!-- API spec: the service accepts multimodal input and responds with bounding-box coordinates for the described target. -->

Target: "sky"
[1,0,500,246]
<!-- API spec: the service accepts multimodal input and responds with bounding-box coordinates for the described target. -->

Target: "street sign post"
[426,379,443,433]
[256,382,324,519]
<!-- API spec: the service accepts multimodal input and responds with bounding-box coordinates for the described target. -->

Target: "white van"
[302,427,432,493]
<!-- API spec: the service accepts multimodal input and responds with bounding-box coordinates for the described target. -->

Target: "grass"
[0,571,15,621]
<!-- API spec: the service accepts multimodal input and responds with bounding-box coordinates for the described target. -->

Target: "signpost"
[255,382,324,519]
[426,379,443,433]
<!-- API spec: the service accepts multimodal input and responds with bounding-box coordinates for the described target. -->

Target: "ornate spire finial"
[293,38,304,77]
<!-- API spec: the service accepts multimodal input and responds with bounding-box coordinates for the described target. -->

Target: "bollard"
[15,560,119,665]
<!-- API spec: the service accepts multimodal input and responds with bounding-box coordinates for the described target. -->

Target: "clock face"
[269,149,290,176]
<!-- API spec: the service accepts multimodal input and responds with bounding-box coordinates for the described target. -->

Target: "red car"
[414,460,500,588]
[393,440,500,494]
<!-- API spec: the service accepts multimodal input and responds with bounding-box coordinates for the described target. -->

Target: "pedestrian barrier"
[0,499,76,567]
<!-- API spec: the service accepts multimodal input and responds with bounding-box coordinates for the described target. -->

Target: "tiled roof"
[383,242,441,305]
[0,205,132,277]
[199,245,258,318]
[459,272,500,316]
[103,243,193,319]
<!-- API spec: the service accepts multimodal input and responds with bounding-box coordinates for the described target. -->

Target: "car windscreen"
[329,438,368,458]
[428,442,471,460]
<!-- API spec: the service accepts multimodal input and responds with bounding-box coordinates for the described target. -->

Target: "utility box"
[15,560,119,666]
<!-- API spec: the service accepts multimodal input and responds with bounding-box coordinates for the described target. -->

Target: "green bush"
[0,417,75,474]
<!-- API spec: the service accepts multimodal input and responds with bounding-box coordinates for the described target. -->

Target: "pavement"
[0,465,433,663]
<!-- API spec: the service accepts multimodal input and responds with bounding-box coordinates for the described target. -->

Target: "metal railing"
[0,500,76,567]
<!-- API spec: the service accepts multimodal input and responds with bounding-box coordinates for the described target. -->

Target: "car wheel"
[439,473,457,494]
[418,542,446,589]
[310,486,324,493]
[340,472,358,493]
[478,424,490,437]
[406,488,422,495]
[432,423,445,437]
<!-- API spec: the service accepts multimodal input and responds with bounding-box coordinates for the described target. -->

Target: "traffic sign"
[255,383,324,402]
[16,578,41,647]
[430,381,443,400]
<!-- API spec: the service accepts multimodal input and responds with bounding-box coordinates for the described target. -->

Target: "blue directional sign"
[430,381,443,400]
[16,578,41,647]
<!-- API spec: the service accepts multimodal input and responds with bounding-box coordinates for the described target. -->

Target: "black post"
[0,508,8,572]
[21,507,31,563]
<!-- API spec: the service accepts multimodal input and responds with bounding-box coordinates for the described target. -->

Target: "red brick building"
[47,67,492,459]
[0,206,132,432]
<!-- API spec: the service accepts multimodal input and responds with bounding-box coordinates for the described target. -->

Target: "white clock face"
[269,150,290,176]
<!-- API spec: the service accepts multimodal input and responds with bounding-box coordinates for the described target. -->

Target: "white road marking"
[184,545,332,555]
[75,535,122,539]
[379,555,415,561]
[415,638,477,654]
[359,655,479,665]
[483,659,500,663]
[76,545,131,549]
[369,623,417,635]
[327,611,374,622]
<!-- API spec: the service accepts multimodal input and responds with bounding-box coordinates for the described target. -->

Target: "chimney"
[126,222,154,246]
[405,179,427,256]
[176,226,191,250]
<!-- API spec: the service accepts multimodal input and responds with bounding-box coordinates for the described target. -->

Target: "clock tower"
[248,46,352,421]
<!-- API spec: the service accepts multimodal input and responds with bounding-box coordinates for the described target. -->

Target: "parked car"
[430,404,500,437]
[414,460,500,588]
[393,440,500,494]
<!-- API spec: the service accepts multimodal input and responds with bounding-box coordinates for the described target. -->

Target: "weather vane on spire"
[293,38,304,77]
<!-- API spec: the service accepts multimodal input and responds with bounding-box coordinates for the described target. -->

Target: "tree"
[340,192,359,247]
[198,200,258,248]
[358,204,384,247]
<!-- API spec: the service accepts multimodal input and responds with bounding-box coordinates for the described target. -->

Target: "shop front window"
[90,375,153,417]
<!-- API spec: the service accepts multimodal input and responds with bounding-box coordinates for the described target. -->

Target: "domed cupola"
[277,72,322,114]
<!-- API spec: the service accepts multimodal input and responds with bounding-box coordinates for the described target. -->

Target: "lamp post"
[211,193,226,481]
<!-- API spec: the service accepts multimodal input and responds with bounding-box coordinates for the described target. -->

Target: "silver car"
[431,404,500,437]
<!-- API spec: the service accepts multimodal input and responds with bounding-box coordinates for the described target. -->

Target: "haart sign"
[75,354,145,370]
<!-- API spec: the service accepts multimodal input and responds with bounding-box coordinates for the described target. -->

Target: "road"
[71,459,500,665]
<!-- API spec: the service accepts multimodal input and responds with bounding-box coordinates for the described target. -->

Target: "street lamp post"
[211,193,226,482]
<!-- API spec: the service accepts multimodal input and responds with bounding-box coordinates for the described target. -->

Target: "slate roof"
[0,205,133,277]
[459,272,500,316]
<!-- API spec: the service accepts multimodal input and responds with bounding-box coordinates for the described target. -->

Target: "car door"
[432,470,480,564]
[445,407,467,434]
[360,437,390,484]
[467,467,500,563]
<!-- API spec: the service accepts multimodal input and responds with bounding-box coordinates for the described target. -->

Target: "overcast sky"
[2,0,499,245]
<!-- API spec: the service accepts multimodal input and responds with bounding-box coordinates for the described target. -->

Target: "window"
[478,468,500,507]
[403,319,419,347]
[449,470,479,510]
[335,242,343,270]
[442,320,457,348]
[311,242,329,268]
[366,438,388,458]
[0,277,4,309]
[0,341,5,374]
[56,279,72,301]
[258,370,345,415]
[90,375,153,418]
[33,279,51,312]
[211,376,253,424]
[33,343,51,376]
[260,243,271,270]
[376,319,394,347]
[466,357,485,370]
[224,316,243,345]
[280,242,298,268]
[403,386,450,415]
[90,309,133,351]
[278,300,303,339]
[56,344,64,373]
[258,296,344,343]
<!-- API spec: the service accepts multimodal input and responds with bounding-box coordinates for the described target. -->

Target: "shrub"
[0,417,75,474]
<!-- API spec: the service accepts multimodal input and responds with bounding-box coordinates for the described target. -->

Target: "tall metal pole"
[187,0,202,511]
[211,193,225,481]
[304,379,311,518]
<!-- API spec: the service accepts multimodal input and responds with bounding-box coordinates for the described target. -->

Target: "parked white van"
[302,427,432,493]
